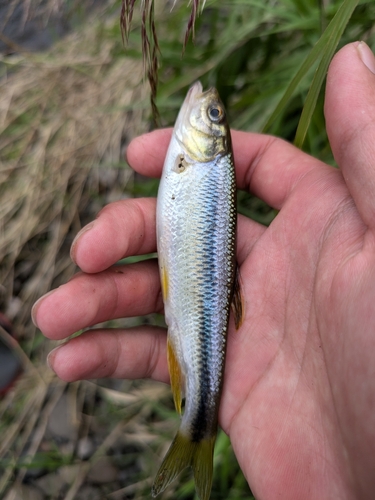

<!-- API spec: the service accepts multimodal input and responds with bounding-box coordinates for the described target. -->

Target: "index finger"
[72,197,156,273]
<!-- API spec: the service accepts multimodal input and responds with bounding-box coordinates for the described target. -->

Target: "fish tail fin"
[152,430,215,500]
[192,434,216,500]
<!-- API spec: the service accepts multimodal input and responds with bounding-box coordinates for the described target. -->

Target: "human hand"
[32,42,375,500]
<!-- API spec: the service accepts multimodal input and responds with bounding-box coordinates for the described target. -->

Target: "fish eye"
[207,105,224,123]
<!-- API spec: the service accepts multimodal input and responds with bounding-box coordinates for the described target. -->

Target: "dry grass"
[0,12,148,337]
[0,7,157,498]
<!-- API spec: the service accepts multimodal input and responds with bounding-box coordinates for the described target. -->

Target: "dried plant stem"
[120,0,206,122]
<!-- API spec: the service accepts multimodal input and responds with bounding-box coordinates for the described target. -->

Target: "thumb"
[325,41,375,229]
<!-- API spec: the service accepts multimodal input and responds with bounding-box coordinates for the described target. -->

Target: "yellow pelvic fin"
[152,431,216,500]
[160,264,169,302]
[167,338,183,415]
[231,265,245,329]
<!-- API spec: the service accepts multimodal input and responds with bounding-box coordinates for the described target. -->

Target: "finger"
[126,128,172,179]
[127,129,327,211]
[47,326,169,384]
[71,197,156,273]
[71,196,265,278]
[325,41,375,229]
[32,260,162,340]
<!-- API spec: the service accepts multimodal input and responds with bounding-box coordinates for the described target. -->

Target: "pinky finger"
[47,326,168,384]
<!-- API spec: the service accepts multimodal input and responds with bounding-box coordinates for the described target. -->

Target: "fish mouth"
[174,81,221,155]
[185,81,217,105]
[185,81,203,103]
[175,81,212,134]
[176,81,203,126]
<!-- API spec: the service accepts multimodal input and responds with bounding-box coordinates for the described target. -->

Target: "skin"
[32,42,375,499]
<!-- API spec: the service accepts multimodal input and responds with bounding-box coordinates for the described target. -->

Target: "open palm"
[33,42,375,499]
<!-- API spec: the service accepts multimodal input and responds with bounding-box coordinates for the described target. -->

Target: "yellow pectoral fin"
[160,263,169,302]
[167,338,183,415]
[231,265,245,329]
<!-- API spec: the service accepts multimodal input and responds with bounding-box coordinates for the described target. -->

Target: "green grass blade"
[294,0,360,148]
[262,0,359,136]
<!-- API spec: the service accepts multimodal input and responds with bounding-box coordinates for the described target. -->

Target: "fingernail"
[46,347,58,371]
[357,41,375,74]
[31,289,57,328]
[70,221,95,264]
[47,345,63,372]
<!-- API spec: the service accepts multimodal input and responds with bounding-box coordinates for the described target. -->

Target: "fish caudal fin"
[152,431,215,500]
[192,435,216,500]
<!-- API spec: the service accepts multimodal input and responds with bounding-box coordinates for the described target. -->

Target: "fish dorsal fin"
[167,338,184,415]
[231,265,244,329]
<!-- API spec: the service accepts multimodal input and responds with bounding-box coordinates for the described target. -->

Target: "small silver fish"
[153,81,242,500]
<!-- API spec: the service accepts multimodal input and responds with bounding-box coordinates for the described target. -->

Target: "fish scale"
[153,82,241,500]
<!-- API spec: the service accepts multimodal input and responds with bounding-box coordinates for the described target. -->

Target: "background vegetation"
[0,0,374,499]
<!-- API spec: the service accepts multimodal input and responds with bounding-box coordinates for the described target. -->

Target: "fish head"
[174,81,230,163]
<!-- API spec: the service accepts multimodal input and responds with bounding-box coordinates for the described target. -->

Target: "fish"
[153,81,242,500]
